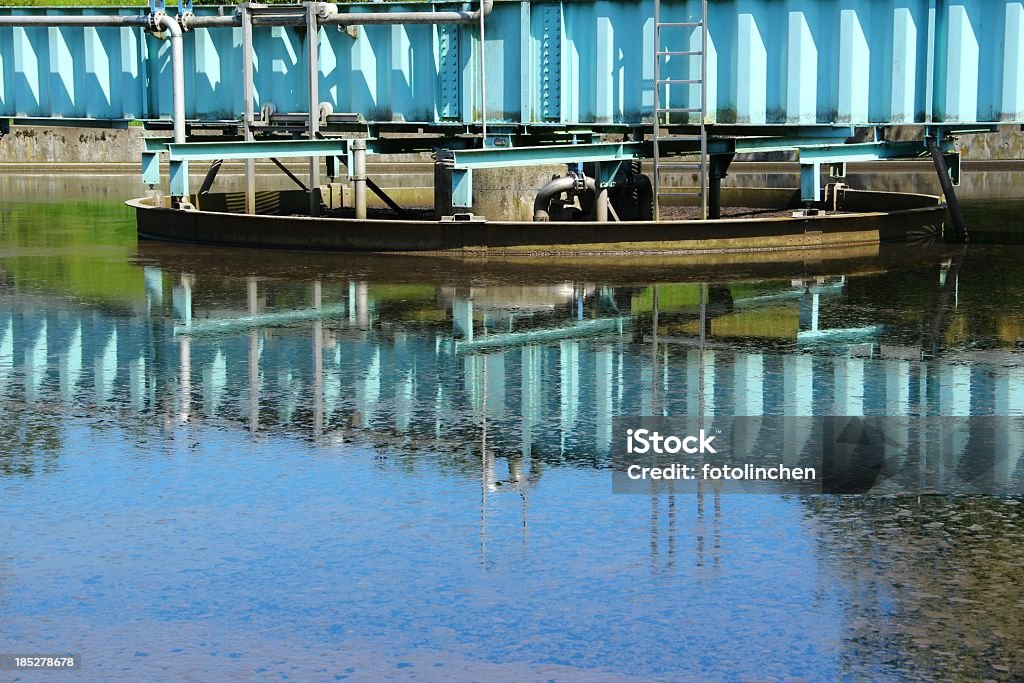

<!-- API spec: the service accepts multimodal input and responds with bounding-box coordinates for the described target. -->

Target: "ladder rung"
[658,107,703,113]
[657,21,703,27]
[657,50,704,57]
[659,192,703,197]
[655,135,705,141]
[656,163,703,169]
[657,79,703,84]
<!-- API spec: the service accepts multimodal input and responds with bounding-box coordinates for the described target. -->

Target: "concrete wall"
[5,125,1024,165]
[434,163,566,221]
[0,126,146,163]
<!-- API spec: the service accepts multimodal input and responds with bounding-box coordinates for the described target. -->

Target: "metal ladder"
[652,0,708,220]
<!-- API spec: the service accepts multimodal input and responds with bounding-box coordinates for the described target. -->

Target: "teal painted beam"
[141,150,159,185]
[797,140,950,163]
[165,138,355,161]
[447,142,642,169]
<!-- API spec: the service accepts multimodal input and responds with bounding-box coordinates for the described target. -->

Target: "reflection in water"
[3,186,1024,678]
[6,255,1024,470]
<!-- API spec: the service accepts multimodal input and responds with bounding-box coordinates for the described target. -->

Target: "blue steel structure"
[2,1,1022,126]
[0,0,1018,222]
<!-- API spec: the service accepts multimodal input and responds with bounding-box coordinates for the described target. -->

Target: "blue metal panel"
[1002,1,1024,120]
[1,1,1023,126]
[537,2,561,121]
[437,21,460,119]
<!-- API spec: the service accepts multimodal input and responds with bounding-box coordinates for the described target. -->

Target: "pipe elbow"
[473,0,494,20]
[155,13,183,38]
[533,176,577,222]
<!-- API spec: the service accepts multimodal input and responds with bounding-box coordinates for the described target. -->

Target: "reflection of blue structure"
[3,266,1024,487]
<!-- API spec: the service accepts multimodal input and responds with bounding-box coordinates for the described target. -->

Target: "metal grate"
[653,0,708,220]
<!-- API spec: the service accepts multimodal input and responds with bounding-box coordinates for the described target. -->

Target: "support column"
[594,161,609,222]
[596,188,609,222]
[306,1,321,217]
[352,138,367,220]
[928,136,968,242]
[708,153,733,220]
[800,160,822,204]
[433,159,454,219]
[242,3,256,215]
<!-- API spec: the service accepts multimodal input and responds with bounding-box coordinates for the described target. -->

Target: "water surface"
[2,174,1024,681]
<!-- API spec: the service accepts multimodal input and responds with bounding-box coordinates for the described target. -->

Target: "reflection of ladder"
[652,0,708,220]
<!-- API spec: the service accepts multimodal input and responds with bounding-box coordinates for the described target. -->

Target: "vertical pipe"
[158,17,187,145]
[594,161,608,222]
[479,0,487,141]
[928,137,968,242]
[242,3,256,215]
[652,0,661,221]
[596,187,609,222]
[353,138,367,219]
[307,1,321,217]
[700,0,708,220]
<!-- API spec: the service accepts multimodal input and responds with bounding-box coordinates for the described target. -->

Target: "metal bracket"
[336,24,359,39]
[452,168,473,208]
[142,151,161,186]
[709,153,735,179]
[570,170,587,192]
[259,102,277,125]
[318,102,333,127]
[596,160,624,188]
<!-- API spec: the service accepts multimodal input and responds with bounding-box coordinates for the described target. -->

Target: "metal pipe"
[320,1,492,26]
[352,138,367,220]
[185,14,237,28]
[306,1,321,217]
[0,13,186,145]
[155,14,186,145]
[479,0,487,141]
[595,187,609,222]
[241,3,256,214]
[533,175,597,222]
[0,15,148,28]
